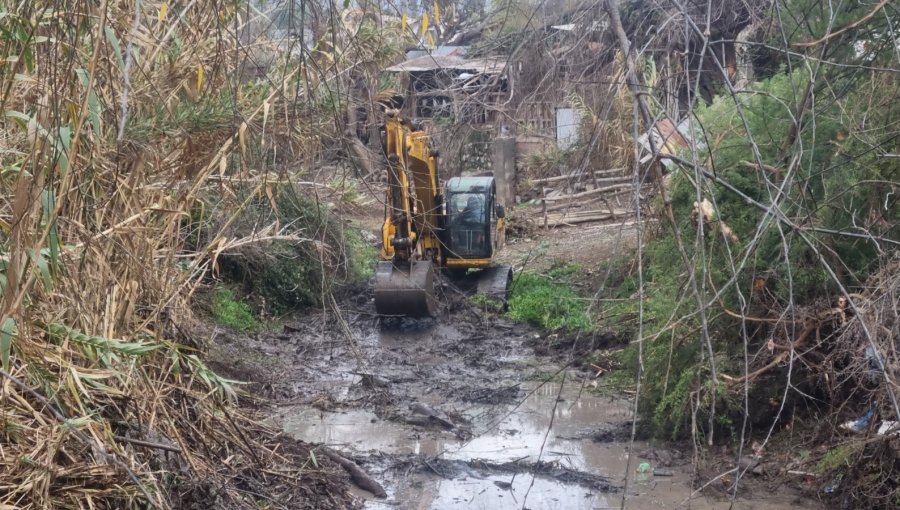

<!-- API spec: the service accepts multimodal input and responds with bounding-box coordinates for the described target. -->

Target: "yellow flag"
[197,64,204,91]
[420,12,429,39]
[433,0,441,25]
[401,14,407,33]
[159,2,168,21]
[426,32,435,48]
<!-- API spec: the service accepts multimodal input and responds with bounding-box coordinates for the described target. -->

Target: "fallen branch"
[793,0,890,48]
[321,447,388,498]
[113,435,182,454]
[530,168,625,184]
[719,322,818,385]
[545,209,633,227]
[545,199,598,213]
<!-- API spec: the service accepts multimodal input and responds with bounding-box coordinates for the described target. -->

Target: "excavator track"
[374,260,438,317]
[475,265,513,307]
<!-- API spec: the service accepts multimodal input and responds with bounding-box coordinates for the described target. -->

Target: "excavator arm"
[375,113,441,317]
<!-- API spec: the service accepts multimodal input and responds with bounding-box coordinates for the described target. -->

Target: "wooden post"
[541,186,548,229]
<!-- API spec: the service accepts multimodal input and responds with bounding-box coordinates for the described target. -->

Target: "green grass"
[345,226,376,282]
[470,293,504,312]
[506,264,593,333]
[816,443,861,475]
[211,287,258,332]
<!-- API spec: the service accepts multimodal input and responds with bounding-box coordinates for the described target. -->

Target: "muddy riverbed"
[216,289,821,509]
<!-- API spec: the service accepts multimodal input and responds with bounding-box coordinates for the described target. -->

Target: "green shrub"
[211,287,258,332]
[470,293,504,312]
[507,265,593,332]
[344,226,376,282]
[254,240,321,313]
[816,443,861,475]
[604,63,899,440]
[190,184,377,316]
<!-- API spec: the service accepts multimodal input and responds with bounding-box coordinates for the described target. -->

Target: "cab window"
[449,193,486,226]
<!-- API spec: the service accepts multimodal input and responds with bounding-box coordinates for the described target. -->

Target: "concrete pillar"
[492,137,516,207]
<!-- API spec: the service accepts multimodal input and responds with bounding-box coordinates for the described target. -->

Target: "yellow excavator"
[374,111,513,317]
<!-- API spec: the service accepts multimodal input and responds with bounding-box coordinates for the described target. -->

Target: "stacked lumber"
[524,168,646,228]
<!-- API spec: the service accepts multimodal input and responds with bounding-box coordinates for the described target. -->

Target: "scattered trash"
[653,469,674,477]
[787,470,817,477]
[876,421,899,437]
[839,409,874,434]
[823,474,843,494]
[634,462,653,483]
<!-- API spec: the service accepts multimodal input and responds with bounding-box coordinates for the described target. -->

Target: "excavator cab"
[444,177,503,261]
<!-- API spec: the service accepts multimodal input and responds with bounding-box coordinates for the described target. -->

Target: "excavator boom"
[374,114,441,317]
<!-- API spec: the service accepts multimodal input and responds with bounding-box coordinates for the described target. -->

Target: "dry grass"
[0,1,398,507]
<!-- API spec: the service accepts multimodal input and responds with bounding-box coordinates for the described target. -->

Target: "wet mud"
[234,294,820,509]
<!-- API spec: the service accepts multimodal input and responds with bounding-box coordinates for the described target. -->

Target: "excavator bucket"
[374,260,438,317]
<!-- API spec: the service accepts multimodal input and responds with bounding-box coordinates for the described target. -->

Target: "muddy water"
[274,315,817,509]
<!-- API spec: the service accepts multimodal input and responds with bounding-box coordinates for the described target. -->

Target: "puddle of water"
[282,378,640,509]
[281,408,449,455]
[281,377,818,510]
[365,473,612,510]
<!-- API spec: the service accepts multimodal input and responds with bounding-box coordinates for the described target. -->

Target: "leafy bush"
[187,184,376,316]
[470,292,505,312]
[507,264,593,332]
[605,64,899,438]
[211,287,259,332]
[344,226,377,282]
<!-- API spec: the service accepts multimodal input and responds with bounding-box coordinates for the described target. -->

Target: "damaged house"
[382,46,511,180]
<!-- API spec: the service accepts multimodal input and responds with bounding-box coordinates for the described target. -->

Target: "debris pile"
[521,167,645,228]
[718,258,900,505]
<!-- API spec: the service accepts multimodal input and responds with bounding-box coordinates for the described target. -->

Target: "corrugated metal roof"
[405,46,468,59]
[384,55,507,74]
[637,117,706,168]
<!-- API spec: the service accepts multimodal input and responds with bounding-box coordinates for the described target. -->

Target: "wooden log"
[545,199,600,213]
[531,168,626,184]
[544,210,634,227]
[548,208,631,219]
[545,214,631,227]
[538,176,632,196]
[543,183,634,202]
[541,187,548,229]
[585,175,633,186]
[321,448,388,498]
